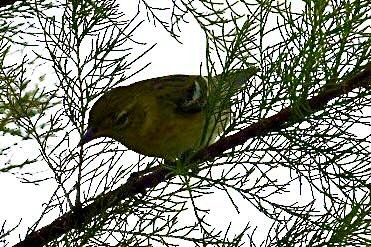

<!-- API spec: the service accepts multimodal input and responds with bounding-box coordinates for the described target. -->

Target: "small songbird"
[80,69,255,160]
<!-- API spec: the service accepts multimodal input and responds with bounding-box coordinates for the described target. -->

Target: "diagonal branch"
[195,62,371,161]
[13,63,371,247]
[0,0,21,7]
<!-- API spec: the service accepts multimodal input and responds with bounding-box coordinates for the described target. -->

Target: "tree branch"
[13,63,371,247]
[0,0,21,7]
[195,62,371,161]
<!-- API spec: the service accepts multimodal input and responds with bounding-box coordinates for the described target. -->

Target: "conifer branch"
[14,62,371,247]
[0,0,21,8]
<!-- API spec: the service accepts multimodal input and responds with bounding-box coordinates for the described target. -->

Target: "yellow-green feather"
[87,70,254,159]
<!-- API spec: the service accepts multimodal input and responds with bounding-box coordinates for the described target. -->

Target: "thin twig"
[13,63,371,247]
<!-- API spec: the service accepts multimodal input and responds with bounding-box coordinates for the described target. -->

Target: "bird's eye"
[116,110,128,126]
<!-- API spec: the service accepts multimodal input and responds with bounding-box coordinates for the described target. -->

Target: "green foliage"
[0,70,50,138]
[0,3,58,174]
[1,0,371,246]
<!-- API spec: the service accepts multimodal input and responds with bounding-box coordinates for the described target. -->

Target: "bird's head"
[79,87,145,146]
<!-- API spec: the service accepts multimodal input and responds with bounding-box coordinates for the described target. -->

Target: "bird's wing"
[150,74,208,114]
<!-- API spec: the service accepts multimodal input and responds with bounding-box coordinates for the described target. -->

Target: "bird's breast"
[123,110,205,160]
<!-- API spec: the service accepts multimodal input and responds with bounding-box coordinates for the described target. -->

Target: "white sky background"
[0,5,274,244]
[2,0,367,246]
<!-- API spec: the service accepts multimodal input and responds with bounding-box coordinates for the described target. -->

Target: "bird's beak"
[79,127,96,146]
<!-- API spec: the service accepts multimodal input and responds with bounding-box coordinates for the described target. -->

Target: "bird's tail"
[213,66,259,90]
[200,66,259,145]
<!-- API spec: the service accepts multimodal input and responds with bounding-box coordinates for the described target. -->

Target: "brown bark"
[0,0,21,7]
[13,63,371,247]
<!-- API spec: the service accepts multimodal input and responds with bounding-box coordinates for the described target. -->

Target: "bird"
[80,69,256,160]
